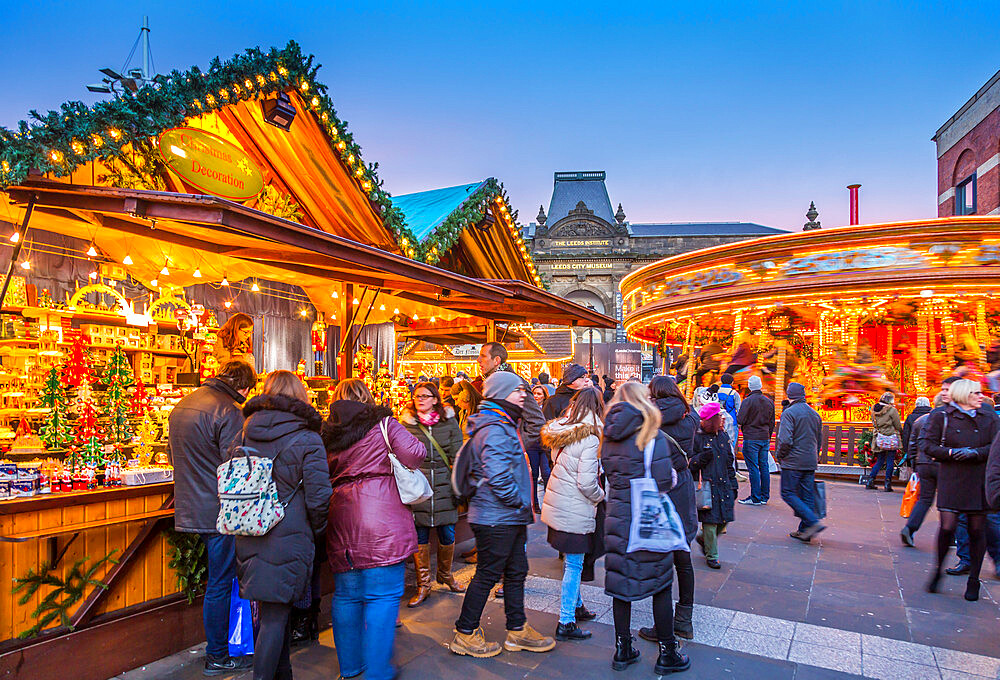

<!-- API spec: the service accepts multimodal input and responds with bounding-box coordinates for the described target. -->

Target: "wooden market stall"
[621,216,1000,469]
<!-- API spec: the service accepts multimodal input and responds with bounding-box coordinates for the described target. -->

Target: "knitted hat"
[561,363,587,385]
[786,382,806,400]
[720,373,734,385]
[748,375,763,391]
[483,371,524,400]
[698,402,721,420]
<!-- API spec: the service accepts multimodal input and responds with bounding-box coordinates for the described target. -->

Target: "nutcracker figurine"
[312,313,327,375]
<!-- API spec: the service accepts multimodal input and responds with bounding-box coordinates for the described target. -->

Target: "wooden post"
[486,320,496,343]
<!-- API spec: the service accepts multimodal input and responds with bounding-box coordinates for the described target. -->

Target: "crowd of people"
[165,343,1000,680]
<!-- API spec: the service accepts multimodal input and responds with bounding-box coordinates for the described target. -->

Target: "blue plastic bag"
[228,578,255,657]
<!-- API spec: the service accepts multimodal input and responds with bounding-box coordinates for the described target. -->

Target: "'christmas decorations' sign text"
[158,127,264,201]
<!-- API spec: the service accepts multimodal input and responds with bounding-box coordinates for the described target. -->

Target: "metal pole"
[141,16,151,81]
[589,328,594,374]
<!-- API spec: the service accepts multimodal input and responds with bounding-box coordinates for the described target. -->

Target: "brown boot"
[436,544,466,593]
[408,545,431,607]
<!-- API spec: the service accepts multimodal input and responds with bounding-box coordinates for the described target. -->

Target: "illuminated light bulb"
[108,128,121,140]
[331,290,339,299]
[87,243,98,257]
[9,232,19,243]
[413,313,419,320]
[224,300,232,309]
[160,264,170,276]
[221,276,229,286]
[430,316,436,323]
[311,96,319,107]
[122,254,133,265]
[332,313,337,320]
[920,289,934,298]
[393,308,399,315]
[193,268,202,278]
[300,81,309,92]
[150,278,158,287]
[352,298,359,305]
[49,149,63,163]
[251,281,260,292]
[300,309,308,317]
[71,140,84,155]
[88,270,98,279]
[19,260,30,270]
[379,304,385,311]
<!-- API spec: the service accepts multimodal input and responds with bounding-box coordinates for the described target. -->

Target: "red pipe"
[847,184,861,225]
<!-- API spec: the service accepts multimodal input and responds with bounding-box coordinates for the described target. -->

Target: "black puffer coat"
[902,404,932,459]
[918,403,1000,512]
[401,406,463,527]
[655,395,698,543]
[233,394,332,604]
[690,429,738,525]
[543,383,576,421]
[601,402,675,602]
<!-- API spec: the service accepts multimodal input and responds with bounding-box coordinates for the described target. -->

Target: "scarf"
[417,410,440,426]
[488,398,523,424]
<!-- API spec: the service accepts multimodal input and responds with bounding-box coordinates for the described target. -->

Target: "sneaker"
[801,523,827,540]
[706,558,721,569]
[790,530,811,543]
[449,627,502,658]
[900,526,914,548]
[738,497,759,505]
[204,654,252,676]
[504,624,556,653]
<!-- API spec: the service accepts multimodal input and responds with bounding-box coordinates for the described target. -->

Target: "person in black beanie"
[544,363,590,421]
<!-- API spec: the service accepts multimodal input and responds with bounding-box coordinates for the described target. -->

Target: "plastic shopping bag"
[813,480,827,519]
[627,438,689,554]
[899,473,920,518]
[228,578,255,657]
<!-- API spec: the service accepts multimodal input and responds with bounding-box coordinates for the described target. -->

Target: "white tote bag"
[626,436,689,554]
[380,418,433,505]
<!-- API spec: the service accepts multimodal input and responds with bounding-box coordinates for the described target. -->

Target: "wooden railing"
[738,423,871,466]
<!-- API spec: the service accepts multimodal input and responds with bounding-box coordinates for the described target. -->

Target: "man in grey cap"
[776,382,826,541]
[450,371,556,658]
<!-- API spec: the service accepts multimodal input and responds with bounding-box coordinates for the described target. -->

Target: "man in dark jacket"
[901,394,943,547]
[168,361,257,675]
[543,363,589,421]
[902,396,933,461]
[775,382,826,541]
[737,375,775,506]
[450,372,555,658]
[474,342,544,449]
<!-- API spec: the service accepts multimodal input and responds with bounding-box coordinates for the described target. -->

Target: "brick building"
[934,68,1000,217]
[524,171,781,373]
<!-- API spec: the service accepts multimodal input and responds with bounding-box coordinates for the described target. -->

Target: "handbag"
[626,436,689,554]
[380,418,433,505]
[697,483,714,511]
[875,432,901,450]
[813,479,827,519]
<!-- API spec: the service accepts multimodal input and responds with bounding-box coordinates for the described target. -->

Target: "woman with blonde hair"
[601,381,690,674]
[232,370,332,680]
[323,377,426,679]
[919,378,1000,600]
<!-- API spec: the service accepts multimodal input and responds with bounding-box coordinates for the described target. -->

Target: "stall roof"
[4,181,615,327]
[393,182,485,242]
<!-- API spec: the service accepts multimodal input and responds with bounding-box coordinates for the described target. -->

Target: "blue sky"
[3,1,999,231]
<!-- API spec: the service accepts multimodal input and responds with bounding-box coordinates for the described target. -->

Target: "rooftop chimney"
[847,184,861,225]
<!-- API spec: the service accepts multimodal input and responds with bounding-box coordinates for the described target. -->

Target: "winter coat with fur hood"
[401,406,463,527]
[323,400,426,573]
[540,413,605,535]
[232,394,332,604]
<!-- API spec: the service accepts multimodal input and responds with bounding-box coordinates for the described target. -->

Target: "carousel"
[621,216,1000,430]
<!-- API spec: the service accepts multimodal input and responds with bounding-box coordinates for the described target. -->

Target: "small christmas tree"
[99,346,134,447]
[71,381,103,470]
[61,332,93,388]
[39,366,72,450]
[132,415,158,465]
[128,379,152,418]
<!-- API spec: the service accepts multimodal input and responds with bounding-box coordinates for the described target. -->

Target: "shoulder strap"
[940,412,948,448]
[660,431,689,459]
[420,424,451,471]
[642,436,656,479]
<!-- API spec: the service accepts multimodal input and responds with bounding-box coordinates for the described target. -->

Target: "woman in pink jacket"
[323,379,426,680]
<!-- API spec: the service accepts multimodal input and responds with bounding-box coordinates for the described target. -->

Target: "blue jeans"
[780,469,819,531]
[742,439,771,502]
[955,512,1000,571]
[416,523,456,546]
[868,451,895,488]
[200,533,236,658]
[558,553,585,625]
[332,562,406,680]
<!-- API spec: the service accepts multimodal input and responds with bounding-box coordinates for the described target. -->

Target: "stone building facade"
[525,171,783,352]
[934,68,1000,217]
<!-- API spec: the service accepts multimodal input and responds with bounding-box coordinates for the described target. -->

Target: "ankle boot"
[408,545,432,607]
[673,603,694,640]
[612,634,640,671]
[290,607,310,646]
[926,567,942,594]
[436,544,465,592]
[965,577,981,601]
[307,600,320,640]
[655,640,691,674]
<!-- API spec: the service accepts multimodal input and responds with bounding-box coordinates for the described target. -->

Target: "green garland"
[165,529,208,604]
[0,41,414,255]
[12,551,119,638]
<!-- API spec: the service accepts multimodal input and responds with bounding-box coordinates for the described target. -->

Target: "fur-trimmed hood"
[322,400,394,452]
[541,413,601,449]
[399,405,456,426]
[242,393,322,442]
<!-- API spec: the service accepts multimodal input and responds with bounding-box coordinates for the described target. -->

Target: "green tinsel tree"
[38,366,72,450]
[165,530,208,604]
[99,347,134,452]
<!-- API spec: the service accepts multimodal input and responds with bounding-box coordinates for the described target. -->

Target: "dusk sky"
[4,2,999,231]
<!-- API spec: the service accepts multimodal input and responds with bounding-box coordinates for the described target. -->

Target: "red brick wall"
[937,105,1000,216]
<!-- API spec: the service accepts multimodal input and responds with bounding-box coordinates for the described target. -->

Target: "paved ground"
[116,479,1000,680]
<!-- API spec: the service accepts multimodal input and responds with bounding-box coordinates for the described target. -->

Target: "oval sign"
[158,127,264,202]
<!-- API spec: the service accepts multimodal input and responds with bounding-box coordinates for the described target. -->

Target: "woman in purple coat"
[323,378,426,680]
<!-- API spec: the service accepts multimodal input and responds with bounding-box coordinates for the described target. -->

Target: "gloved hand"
[951,447,978,461]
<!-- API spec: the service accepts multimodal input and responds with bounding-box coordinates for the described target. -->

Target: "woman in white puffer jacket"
[540,386,606,643]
